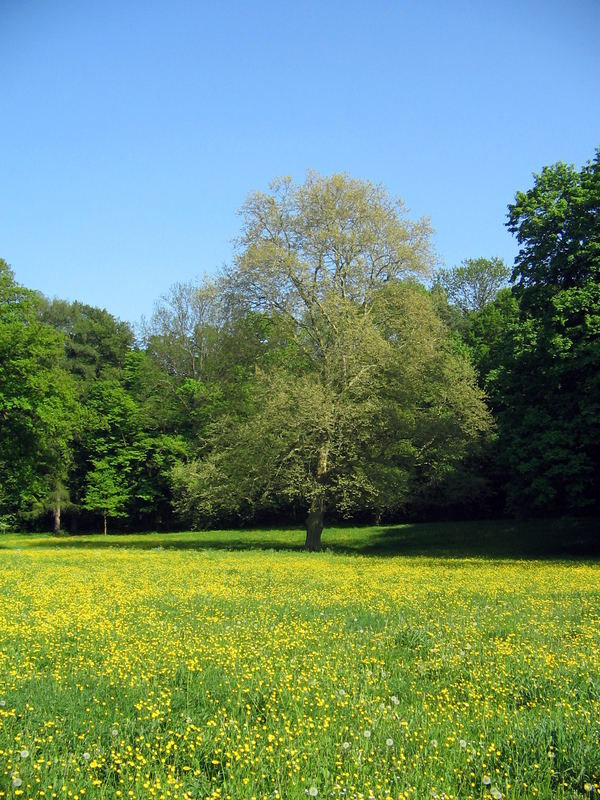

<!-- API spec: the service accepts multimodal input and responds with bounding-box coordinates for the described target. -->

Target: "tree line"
[1,152,598,548]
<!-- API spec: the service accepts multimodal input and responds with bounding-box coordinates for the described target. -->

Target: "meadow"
[0,522,599,800]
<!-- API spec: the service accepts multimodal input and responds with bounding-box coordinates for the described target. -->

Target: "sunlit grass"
[0,526,599,799]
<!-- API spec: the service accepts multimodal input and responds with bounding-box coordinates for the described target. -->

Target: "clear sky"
[2,0,599,325]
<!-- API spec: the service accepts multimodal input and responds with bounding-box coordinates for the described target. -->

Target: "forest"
[1,152,599,549]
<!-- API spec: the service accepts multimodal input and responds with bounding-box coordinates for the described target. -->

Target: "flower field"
[0,529,599,800]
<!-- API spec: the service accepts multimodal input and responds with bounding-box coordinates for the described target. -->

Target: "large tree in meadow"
[171,174,492,549]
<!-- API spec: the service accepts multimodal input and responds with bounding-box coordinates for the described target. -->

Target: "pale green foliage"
[143,278,221,380]
[434,257,510,313]
[172,175,491,536]
[172,282,492,527]
[233,171,434,336]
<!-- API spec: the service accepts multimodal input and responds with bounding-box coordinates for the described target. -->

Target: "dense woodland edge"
[1,152,599,550]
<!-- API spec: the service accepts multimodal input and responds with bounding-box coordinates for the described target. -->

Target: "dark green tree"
[76,366,187,531]
[508,152,600,299]
[39,298,134,382]
[497,151,600,514]
[462,288,520,385]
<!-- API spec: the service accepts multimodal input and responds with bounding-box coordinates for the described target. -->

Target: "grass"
[0,520,599,800]
[3,516,598,558]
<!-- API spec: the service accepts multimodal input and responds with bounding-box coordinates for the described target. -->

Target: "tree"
[507,151,600,301]
[81,457,129,535]
[30,480,74,535]
[173,285,492,543]
[462,288,520,384]
[434,257,511,314]
[141,279,228,444]
[143,279,221,381]
[76,378,137,531]
[39,298,134,382]
[0,259,76,529]
[40,299,187,531]
[496,152,600,514]
[172,174,492,548]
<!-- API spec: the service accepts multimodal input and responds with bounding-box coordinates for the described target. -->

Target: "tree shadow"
[13,517,599,560]
[356,518,599,560]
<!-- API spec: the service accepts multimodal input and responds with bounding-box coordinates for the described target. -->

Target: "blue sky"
[2,0,599,325]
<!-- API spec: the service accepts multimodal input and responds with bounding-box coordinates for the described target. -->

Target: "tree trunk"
[103,510,107,536]
[305,497,324,552]
[53,501,61,535]
[304,441,329,551]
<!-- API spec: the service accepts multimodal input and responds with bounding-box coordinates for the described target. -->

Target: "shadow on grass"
[358,518,599,560]
[10,517,599,560]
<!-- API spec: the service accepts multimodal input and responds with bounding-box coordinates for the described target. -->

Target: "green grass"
[2,515,598,558]
[0,520,599,800]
